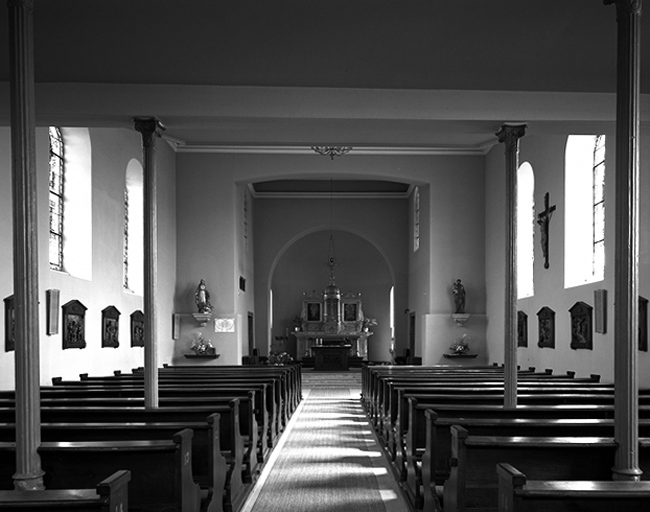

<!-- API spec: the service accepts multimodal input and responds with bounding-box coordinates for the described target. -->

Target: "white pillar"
[8,0,44,490]
[496,123,527,409]
[606,0,643,482]
[134,117,165,409]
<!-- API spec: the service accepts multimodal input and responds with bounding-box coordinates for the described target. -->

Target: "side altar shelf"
[293,331,372,360]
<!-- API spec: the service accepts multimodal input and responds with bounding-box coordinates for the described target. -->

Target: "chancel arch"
[269,228,395,363]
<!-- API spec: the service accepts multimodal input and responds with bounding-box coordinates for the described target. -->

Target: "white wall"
[0,127,177,389]
[485,127,650,385]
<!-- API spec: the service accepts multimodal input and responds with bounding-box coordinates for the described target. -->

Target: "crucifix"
[536,192,556,269]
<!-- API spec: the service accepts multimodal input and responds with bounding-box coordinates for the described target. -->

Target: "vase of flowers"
[268,351,294,366]
[449,333,471,354]
[362,316,377,332]
[191,333,216,356]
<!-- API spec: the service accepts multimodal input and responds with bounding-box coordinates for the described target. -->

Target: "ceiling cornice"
[162,139,496,156]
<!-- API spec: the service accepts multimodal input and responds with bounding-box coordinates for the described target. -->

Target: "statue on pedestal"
[194,279,214,314]
[452,279,466,314]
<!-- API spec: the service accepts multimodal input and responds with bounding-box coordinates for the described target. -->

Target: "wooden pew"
[58,371,288,440]
[440,425,650,512]
[497,463,650,512]
[394,388,650,479]
[0,415,229,512]
[142,363,301,416]
[379,380,617,455]
[0,394,259,482]
[418,410,650,511]
[0,470,130,512]
[0,429,202,512]
[397,400,650,509]
[0,404,246,512]
[33,388,267,468]
[369,370,600,433]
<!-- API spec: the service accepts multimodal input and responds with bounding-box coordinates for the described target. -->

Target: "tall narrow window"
[49,126,65,271]
[243,189,249,251]
[123,187,130,290]
[124,159,144,295]
[517,162,535,298]
[592,135,606,281]
[390,286,395,350]
[413,187,420,252]
[565,135,606,288]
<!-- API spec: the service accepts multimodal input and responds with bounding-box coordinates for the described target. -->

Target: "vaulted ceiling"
[0,0,648,153]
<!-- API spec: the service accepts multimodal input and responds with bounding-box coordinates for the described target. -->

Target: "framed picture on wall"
[62,299,87,349]
[131,310,145,347]
[569,301,593,350]
[343,302,359,322]
[537,306,555,349]
[517,310,528,348]
[102,305,120,348]
[305,301,322,322]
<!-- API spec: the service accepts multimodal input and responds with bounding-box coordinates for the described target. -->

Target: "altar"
[289,243,374,363]
[294,331,372,360]
[311,345,352,371]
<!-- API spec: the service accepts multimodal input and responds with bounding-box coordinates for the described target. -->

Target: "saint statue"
[194,279,214,313]
[452,279,466,314]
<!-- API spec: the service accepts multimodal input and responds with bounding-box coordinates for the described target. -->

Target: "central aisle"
[241,372,409,512]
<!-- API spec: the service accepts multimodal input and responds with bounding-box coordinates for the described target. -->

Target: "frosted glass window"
[565,135,606,288]
[517,162,535,298]
[48,127,65,271]
[124,159,144,295]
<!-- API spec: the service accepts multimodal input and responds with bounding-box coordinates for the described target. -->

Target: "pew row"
[440,425,643,512]
[497,463,650,512]
[0,470,130,512]
[0,429,202,512]
[0,405,245,512]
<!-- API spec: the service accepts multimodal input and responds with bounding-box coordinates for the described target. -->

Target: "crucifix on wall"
[537,192,556,269]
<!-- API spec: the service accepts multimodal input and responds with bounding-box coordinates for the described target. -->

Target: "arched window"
[517,162,535,298]
[565,135,606,288]
[413,186,420,252]
[124,159,144,295]
[49,127,92,279]
[48,127,65,271]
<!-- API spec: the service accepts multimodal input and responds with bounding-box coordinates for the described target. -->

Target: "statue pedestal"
[192,312,212,326]
[452,313,470,327]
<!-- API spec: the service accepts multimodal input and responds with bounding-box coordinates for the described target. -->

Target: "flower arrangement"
[268,351,294,366]
[362,316,378,331]
[191,333,216,356]
[449,333,471,354]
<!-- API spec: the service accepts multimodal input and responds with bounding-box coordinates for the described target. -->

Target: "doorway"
[408,311,416,357]
[247,312,255,355]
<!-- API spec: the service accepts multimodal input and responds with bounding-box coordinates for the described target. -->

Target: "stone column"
[134,117,165,409]
[605,0,643,482]
[8,0,44,490]
[496,123,527,409]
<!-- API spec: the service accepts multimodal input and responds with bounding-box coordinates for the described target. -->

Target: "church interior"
[1,1,650,509]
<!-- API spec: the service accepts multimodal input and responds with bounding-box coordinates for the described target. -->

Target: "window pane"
[565,134,606,288]
[593,240,605,280]
[593,164,605,203]
[594,202,605,242]
[49,233,62,270]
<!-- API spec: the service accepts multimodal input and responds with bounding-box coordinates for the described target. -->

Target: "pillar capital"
[133,117,165,147]
[495,123,527,151]
[604,0,642,18]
